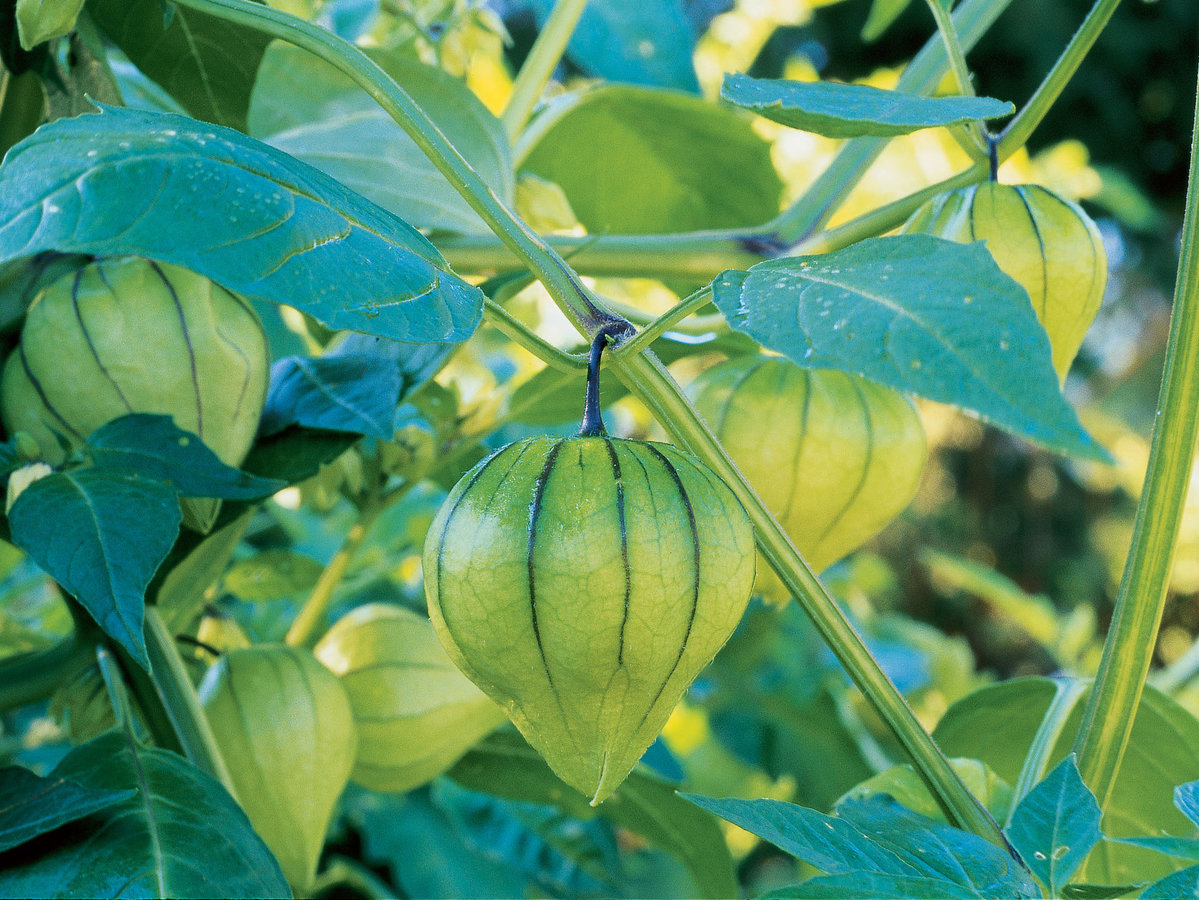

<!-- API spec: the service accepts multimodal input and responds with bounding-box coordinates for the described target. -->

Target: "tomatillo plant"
[0,0,1195,897]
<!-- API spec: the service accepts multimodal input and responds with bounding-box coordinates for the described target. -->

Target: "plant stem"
[1072,66,1199,810]
[0,633,91,712]
[614,286,715,358]
[173,0,621,337]
[501,0,589,140]
[1007,678,1088,827]
[923,0,989,155]
[609,349,1008,847]
[285,502,385,648]
[437,229,768,281]
[997,0,1123,158]
[143,607,240,799]
[484,298,585,372]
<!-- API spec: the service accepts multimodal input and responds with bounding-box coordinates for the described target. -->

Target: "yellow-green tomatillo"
[688,356,927,600]
[901,182,1107,382]
[424,435,756,804]
[314,603,507,793]
[198,645,357,891]
[0,256,270,530]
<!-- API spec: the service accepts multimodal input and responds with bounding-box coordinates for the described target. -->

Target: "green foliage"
[519,85,782,233]
[0,765,131,850]
[720,74,1013,138]
[0,106,483,344]
[712,235,1108,460]
[0,730,291,898]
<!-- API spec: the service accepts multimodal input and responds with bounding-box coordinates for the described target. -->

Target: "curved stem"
[997,0,1122,158]
[484,298,586,372]
[1072,65,1199,810]
[1007,678,1088,827]
[501,0,589,140]
[172,0,622,337]
[609,349,1008,847]
[614,286,715,358]
[144,607,239,799]
[924,0,989,155]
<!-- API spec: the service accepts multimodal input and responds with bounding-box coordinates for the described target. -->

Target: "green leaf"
[765,872,983,899]
[934,678,1199,884]
[1006,756,1102,894]
[249,43,514,235]
[223,549,324,602]
[1140,866,1199,900]
[861,0,914,41]
[0,105,483,344]
[157,511,254,629]
[683,793,1037,898]
[89,0,272,131]
[519,85,782,234]
[241,427,360,486]
[839,758,1014,825]
[528,0,699,92]
[15,0,85,50]
[261,355,400,439]
[7,469,182,668]
[711,235,1109,461]
[720,74,1012,138]
[0,730,291,898]
[87,415,285,500]
[0,766,131,852]
[448,731,739,899]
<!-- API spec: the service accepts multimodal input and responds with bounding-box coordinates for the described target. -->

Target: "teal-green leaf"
[249,42,514,235]
[260,355,399,438]
[448,731,739,899]
[0,766,132,852]
[15,0,86,50]
[7,468,182,668]
[0,730,291,898]
[766,872,982,898]
[0,105,483,344]
[87,415,285,500]
[720,74,1012,138]
[1140,866,1199,900]
[89,0,271,131]
[934,678,1199,885]
[1177,781,1199,827]
[683,793,1037,898]
[711,235,1108,461]
[1006,755,1102,894]
[519,85,782,234]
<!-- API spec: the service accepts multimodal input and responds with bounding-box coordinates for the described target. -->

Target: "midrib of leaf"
[123,721,168,896]
[63,473,145,645]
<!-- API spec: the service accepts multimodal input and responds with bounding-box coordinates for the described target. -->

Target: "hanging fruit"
[424,326,756,804]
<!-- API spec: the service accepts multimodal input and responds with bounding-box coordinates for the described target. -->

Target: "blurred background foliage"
[3,0,1198,895]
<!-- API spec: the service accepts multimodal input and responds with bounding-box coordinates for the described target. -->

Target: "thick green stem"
[437,229,768,281]
[173,0,619,336]
[609,349,1008,847]
[924,0,988,155]
[997,0,1123,158]
[1072,67,1199,810]
[144,607,240,799]
[501,0,589,140]
[484,298,586,372]
[615,286,715,358]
